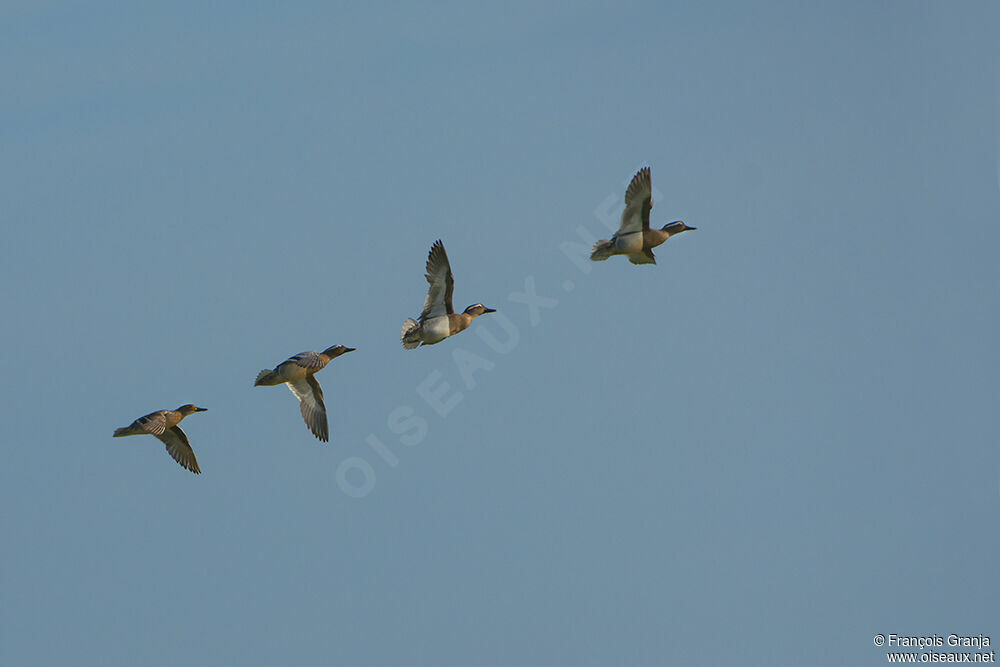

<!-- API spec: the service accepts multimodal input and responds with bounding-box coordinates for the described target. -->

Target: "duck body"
[604,230,645,256]
[401,240,495,349]
[256,353,316,385]
[590,167,694,265]
[254,344,354,442]
[404,315,451,346]
[113,404,207,474]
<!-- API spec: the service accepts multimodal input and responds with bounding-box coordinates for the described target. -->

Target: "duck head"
[464,304,496,317]
[322,345,356,359]
[661,221,696,236]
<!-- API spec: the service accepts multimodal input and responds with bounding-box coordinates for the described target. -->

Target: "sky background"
[2,2,998,665]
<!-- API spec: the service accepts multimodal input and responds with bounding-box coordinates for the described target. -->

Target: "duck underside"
[401,317,452,348]
[591,232,643,260]
[628,250,656,265]
[420,318,450,345]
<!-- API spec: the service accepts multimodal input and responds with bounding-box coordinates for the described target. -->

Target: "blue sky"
[2,2,998,665]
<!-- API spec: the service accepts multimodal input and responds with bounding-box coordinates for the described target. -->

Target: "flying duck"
[254,345,355,442]
[113,404,207,474]
[590,167,695,265]
[401,240,495,349]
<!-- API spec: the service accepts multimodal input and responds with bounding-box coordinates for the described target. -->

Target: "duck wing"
[289,350,327,371]
[287,375,329,442]
[133,410,168,436]
[420,239,455,321]
[617,167,653,235]
[156,426,201,474]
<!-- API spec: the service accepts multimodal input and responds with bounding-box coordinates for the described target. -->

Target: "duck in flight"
[254,345,355,442]
[401,240,495,349]
[113,404,207,474]
[590,167,695,265]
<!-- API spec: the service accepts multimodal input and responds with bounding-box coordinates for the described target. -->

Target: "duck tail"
[401,318,421,350]
[590,239,615,261]
[113,426,132,437]
[255,369,280,386]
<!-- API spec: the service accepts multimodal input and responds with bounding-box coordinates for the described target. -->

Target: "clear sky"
[2,2,998,665]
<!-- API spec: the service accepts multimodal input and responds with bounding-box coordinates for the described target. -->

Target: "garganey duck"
[590,167,695,265]
[401,240,495,349]
[113,404,207,474]
[254,345,355,442]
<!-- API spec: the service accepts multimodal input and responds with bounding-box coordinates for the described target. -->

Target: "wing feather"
[618,167,652,234]
[287,376,329,442]
[134,411,168,436]
[420,240,454,321]
[290,351,326,370]
[156,427,201,474]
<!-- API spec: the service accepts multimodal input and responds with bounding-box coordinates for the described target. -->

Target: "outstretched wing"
[617,167,652,234]
[420,240,454,321]
[156,426,201,474]
[287,376,329,442]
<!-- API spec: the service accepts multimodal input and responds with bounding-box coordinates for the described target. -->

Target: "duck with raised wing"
[254,345,355,442]
[113,404,207,474]
[401,240,495,349]
[590,167,695,265]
